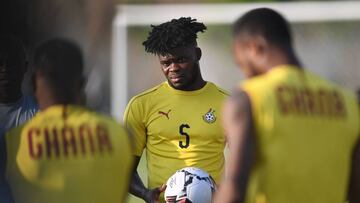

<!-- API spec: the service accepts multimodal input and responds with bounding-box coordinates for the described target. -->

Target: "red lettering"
[28,128,42,159]
[61,126,77,157]
[303,88,315,115]
[333,91,346,117]
[45,128,60,159]
[293,88,304,114]
[27,124,116,159]
[79,124,95,156]
[276,86,290,113]
[97,125,113,154]
[317,89,329,116]
[275,85,346,118]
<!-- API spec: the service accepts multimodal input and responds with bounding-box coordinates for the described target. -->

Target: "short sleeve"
[123,98,146,156]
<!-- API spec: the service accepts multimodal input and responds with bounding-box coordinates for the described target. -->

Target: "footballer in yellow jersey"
[1,39,133,203]
[125,17,228,202]
[6,105,133,203]
[214,8,360,203]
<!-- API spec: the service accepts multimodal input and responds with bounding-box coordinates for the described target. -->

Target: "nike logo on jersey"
[159,109,171,119]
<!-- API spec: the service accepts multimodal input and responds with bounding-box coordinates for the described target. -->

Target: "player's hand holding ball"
[144,184,167,203]
[164,167,216,203]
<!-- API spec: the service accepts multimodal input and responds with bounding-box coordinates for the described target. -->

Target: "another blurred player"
[0,35,38,203]
[3,38,133,203]
[0,35,38,137]
[214,8,360,203]
[124,17,228,203]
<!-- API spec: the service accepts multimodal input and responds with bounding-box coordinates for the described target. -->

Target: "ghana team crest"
[203,108,216,123]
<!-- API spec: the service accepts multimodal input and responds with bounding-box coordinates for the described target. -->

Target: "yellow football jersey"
[241,65,360,203]
[5,105,133,203]
[124,81,228,189]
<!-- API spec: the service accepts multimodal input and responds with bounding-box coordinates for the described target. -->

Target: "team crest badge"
[203,108,216,123]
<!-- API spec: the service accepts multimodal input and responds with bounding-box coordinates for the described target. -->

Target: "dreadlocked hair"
[143,17,207,55]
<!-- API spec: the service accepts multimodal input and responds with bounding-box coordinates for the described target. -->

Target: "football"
[164,167,216,203]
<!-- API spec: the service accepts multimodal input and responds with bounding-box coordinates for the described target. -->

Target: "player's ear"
[251,36,267,56]
[195,47,202,61]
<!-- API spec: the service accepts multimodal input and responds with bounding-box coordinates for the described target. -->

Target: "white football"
[164,167,216,203]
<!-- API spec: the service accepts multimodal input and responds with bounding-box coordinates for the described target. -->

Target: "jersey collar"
[165,81,211,96]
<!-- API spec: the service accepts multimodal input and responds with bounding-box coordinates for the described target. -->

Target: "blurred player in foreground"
[0,35,38,203]
[124,17,228,203]
[214,8,360,203]
[2,38,133,203]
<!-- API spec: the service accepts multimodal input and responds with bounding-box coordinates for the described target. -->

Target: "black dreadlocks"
[143,17,207,55]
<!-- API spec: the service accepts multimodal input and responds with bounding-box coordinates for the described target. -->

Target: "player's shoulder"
[93,112,130,138]
[241,66,300,91]
[78,107,119,126]
[77,108,129,136]
[240,74,269,92]
[208,82,230,97]
[17,108,45,130]
[334,84,358,102]
[307,70,356,98]
[127,82,167,106]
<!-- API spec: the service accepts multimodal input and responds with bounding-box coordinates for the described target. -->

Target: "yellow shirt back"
[241,65,360,203]
[6,105,133,203]
[124,82,228,189]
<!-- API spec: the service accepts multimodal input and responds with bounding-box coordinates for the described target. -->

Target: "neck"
[39,100,79,111]
[185,63,206,91]
[265,47,301,71]
[38,92,79,111]
[186,77,206,91]
[36,77,82,111]
[38,99,58,111]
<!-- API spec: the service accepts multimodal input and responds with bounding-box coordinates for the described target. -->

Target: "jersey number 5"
[179,124,190,149]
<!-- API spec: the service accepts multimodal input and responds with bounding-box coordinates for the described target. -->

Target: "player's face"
[233,36,263,78]
[159,46,201,90]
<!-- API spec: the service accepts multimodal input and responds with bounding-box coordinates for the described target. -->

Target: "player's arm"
[214,90,255,203]
[124,99,166,203]
[129,156,146,197]
[129,156,166,203]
